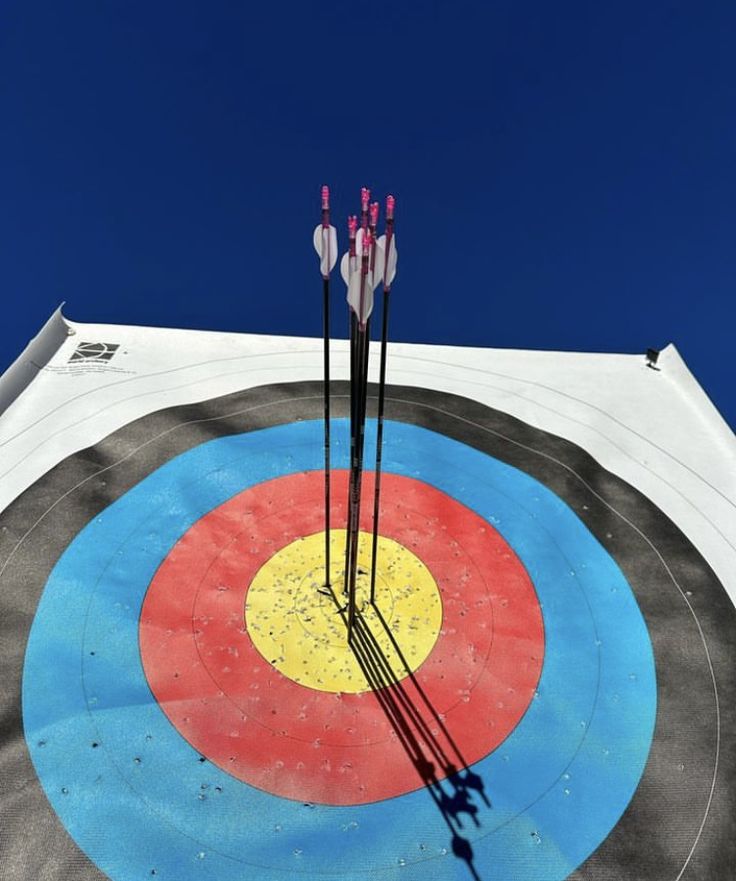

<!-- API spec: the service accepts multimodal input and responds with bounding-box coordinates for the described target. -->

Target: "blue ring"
[23,419,656,881]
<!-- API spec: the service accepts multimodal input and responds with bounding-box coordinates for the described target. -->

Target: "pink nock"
[357,226,371,330]
[360,187,370,230]
[386,194,395,221]
[321,185,330,227]
[369,201,379,231]
[348,215,358,257]
[361,228,372,275]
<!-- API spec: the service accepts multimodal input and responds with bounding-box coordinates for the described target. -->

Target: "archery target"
[137,462,546,807]
[2,381,732,881]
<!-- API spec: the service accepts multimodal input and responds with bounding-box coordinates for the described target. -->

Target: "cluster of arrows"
[313,185,398,639]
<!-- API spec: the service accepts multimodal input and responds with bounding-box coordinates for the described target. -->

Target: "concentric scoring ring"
[139,468,545,805]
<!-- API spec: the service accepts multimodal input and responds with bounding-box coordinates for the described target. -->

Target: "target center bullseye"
[245,529,442,694]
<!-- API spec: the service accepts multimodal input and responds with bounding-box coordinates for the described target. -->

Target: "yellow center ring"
[245,529,442,694]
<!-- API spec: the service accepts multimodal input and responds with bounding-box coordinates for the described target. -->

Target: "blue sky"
[1,2,734,426]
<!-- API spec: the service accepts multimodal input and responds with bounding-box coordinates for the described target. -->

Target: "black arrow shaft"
[346,315,370,637]
[344,311,358,599]
[322,275,331,587]
[369,285,391,604]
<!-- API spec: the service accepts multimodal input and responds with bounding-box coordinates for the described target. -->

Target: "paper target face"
[3,381,734,881]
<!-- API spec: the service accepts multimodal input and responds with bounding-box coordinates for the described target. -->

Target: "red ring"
[139,470,544,805]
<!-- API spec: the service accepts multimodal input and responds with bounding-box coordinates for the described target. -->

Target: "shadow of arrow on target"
[320,581,492,881]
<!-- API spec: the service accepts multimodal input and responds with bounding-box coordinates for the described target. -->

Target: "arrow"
[369,194,397,605]
[343,190,378,640]
[346,230,375,637]
[313,185,338,590]
[342,213,360,611]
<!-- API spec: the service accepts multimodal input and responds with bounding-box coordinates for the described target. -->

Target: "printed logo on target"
[69,342,120,363]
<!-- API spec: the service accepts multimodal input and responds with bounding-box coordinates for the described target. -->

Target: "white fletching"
[345,229,377,324]
[375,234,398,287]
[355,228,366,258]
[372,241,385,287]
[356,229,380,290]
[312,224,338,276]
[340,252,353,287]
[347,267,374,325]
